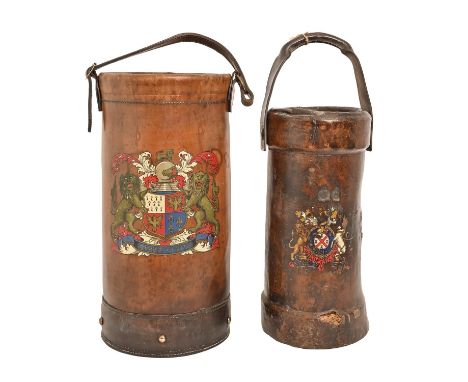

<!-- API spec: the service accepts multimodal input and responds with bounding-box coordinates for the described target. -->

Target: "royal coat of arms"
[289,206,349,271]
[110,149,221,256]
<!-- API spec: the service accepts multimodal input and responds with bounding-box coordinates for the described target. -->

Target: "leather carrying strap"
[260,32,373,151]
[86,32,254,132]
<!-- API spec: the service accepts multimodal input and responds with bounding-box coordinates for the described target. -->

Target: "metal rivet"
[158,335,166,344]
[227,317,231,324]
[99,317,104,326]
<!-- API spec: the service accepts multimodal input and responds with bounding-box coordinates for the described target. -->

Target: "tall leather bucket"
[260,33,373,349]
[86,33,253,357]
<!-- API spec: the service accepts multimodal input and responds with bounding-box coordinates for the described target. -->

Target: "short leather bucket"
[260,32,373,349]
[86,33,253,357]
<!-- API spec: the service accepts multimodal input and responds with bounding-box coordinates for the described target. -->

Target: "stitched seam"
[101,99,226,106]
[102,295,230,319]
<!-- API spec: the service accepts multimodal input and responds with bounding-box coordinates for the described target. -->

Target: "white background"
[1,0,467,381]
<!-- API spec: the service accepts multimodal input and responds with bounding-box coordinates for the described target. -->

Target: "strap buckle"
[85,63,97,79]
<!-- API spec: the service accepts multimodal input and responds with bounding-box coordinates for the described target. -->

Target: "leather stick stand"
[86,33,253,357]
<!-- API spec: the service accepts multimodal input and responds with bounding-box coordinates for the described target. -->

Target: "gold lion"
[289,222,309,261]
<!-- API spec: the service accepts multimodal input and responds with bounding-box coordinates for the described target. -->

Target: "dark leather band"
[86,32,254,132]
[261,293,368,349]
[101,296,230,357]
[260,32,373,151]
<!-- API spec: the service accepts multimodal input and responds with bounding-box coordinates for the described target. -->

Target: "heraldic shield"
[309,227,335,257]
[143,191,187,237]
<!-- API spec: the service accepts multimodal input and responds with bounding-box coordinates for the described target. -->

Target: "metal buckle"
[85,63,97,79]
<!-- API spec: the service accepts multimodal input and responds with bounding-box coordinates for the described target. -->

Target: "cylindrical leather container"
[86,33,253,357]
[260,33,373,349]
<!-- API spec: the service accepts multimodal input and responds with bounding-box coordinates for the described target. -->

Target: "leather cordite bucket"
[260,32,373,349]
[85,33,254,357]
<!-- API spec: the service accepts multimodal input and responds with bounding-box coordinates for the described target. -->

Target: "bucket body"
[87,33,253,357]
[262,106,371,348]
[259,33,373,349]
[100,73,232,356]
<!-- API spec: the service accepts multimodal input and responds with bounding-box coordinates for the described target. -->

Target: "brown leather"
[261,34,372,349]
[96,67,249,355]
[101,297,230,357]
[86,32,254,132]
[260,32,373,151]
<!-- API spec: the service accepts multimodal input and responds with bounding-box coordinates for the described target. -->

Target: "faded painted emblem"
[110,149,221,256]
[289,206,349,271]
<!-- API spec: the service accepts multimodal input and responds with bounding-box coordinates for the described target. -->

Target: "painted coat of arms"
[289,206,349,271]
[110,149,221,256]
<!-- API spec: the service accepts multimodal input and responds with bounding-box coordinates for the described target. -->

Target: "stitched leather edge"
[102,295,230,320]
[101,332,229,358]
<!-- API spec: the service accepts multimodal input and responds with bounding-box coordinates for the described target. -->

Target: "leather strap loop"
[86,32,254,132]
[260,32,373,151]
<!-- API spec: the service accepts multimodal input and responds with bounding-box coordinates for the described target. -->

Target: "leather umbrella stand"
[86,33,253,357]
[260,33,373,349]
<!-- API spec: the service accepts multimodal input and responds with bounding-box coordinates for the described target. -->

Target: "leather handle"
[86,32,254,132]
[260,32,373,151]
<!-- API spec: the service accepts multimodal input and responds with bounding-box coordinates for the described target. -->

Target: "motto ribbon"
[118,233,215,255]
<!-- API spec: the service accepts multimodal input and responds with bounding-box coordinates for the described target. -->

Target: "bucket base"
[261,293,368,349]
[100,296,230,357]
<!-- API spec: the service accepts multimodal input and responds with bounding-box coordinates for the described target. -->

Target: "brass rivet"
[99,317,104,326]
[227,317,231,324]
[158,335,166,344]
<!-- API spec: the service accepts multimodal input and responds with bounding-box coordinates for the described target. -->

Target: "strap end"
[240,90,254,107]
[366,119,373,151]
[86,63,98,133]
[260,117,267,151]
[233,72,254,107]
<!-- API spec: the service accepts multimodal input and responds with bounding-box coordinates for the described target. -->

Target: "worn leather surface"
[262,107,371,349]
[259,32,373,150]
[101,297,230,357]
[260,33,373,348]
[266,107,371,151]
[100,73,232,356]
